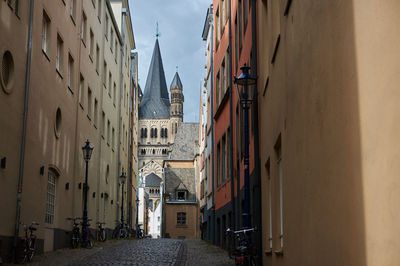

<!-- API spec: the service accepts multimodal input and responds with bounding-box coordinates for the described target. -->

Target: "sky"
[129,0,211,123]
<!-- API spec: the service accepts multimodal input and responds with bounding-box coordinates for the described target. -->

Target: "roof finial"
[176,65,178,73]
[156,22,161,39]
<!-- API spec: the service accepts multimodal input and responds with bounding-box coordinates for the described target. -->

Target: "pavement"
[24,238,234,266]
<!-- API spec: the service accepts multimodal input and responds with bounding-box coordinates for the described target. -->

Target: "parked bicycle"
[112,220,128,239]
[67,217,94,248]
[136,224,144,239]
[97,222,106,242]
[226,227,258,266]
[19,221,39,263]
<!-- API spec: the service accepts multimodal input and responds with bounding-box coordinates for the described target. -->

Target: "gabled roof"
[139,39,170,119]
[175,182,188,191]
[170,72,183,89]
[145,173,162,187]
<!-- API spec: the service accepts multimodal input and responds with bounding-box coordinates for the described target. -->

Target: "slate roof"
[170,72,183,89]
[139,39,170,119]
[138,84,143,100]
[164,168,196,200]
[145,173,162,187]
[169,123,199,160]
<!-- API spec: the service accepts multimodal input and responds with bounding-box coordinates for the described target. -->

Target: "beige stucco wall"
[0,0,136,256]
[257,0,400,265]
[165,204,198,239]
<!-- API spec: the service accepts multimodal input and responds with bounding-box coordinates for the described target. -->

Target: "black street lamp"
[120,171,127,225]
[82,140,93,246]
[234,64,257,229]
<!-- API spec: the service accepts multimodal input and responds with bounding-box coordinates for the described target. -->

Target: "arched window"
[145,128,148,138]
[165,128,168,138]
[154,128,158,138]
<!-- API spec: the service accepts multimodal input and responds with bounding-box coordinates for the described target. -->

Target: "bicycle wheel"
[27,238,35,262]
[98,230,106,242]
[249,256,257,266]
[72,234,79,248]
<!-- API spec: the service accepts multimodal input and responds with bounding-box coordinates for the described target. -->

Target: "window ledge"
[42,50,50,62]
[56,68,63,79]
[264,249,273,256]
[68,86,74,94]
[274,249,284,256]
[70,15,76,26]
[98,16,101,24]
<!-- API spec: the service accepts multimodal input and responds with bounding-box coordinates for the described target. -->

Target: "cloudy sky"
[129,0,211,122]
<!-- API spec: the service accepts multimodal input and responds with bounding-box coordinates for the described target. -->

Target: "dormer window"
[177,190,186,200]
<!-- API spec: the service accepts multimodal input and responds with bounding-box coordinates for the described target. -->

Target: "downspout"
[250,0,262,262]
[210,4,216,245]
[13,0,34,260]
[228,0,235,231]
[116,8,127,222]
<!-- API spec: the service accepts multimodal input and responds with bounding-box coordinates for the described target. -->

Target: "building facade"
[257,0,400,265]
[0,0,137,260]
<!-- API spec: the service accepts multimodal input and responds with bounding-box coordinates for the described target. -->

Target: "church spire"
[139,39,170,119]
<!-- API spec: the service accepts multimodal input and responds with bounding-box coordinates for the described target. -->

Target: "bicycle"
[20,221,39,263]
[66,217,81,248]
[97,222,106,242]
[112,220,128,239]
[226,227,258,266]
[67,217,94,248]
[136,224,144,239]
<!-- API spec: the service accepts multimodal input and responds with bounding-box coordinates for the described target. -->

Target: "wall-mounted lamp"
[1,157,6,169]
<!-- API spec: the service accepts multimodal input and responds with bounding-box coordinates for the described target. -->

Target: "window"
[216,71,220,105]
[235,15,239,71]
[89,29,94,58]
[108,72,112,95]
[113,82,116,105]
[112,127,115,149]
[81,11,87,44]
[115,40,118,61]
[177,190,186,200]
[265,158,273,250]
[221,58,225,96]
[42,10,51,55]
[45,171,57,224]
[275,136,283,249]
[222,134,226,183]
[217,142,221,187]
[215,7,220,47]
[79,74,84,106]
[105,14,109,39]
[97,0,102,21]
[101,111,105,137]
[227,127,231,180]
[55,108,62,138]
[96,45,100,73]
[107,120,110,145]
[243,0,248,32]
[103,61,107,85]
[238,0,242,53]
[110,29,114,52]
[1,51,15,94]
[177,212,186,225]
[56,34,64,74]
[158,216,160,222]
[87,88,92,118]
[7,0,20,16]
[69,0,76,21]
[68,54,74,90]
[94,99,98,126]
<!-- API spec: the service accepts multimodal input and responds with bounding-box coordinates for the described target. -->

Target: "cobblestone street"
[28,239,234,266]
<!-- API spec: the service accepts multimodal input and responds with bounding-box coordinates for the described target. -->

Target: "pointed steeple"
[170,71,183,89]
[139,39,170,119]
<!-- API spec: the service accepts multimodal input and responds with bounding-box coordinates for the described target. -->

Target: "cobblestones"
[28,238,234,266]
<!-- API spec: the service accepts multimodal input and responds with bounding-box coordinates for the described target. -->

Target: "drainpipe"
[13,0,34,261]
[228,0,235,231]
[116,7,127,222]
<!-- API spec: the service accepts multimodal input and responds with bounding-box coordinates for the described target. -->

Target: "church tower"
[170,71,184,134]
